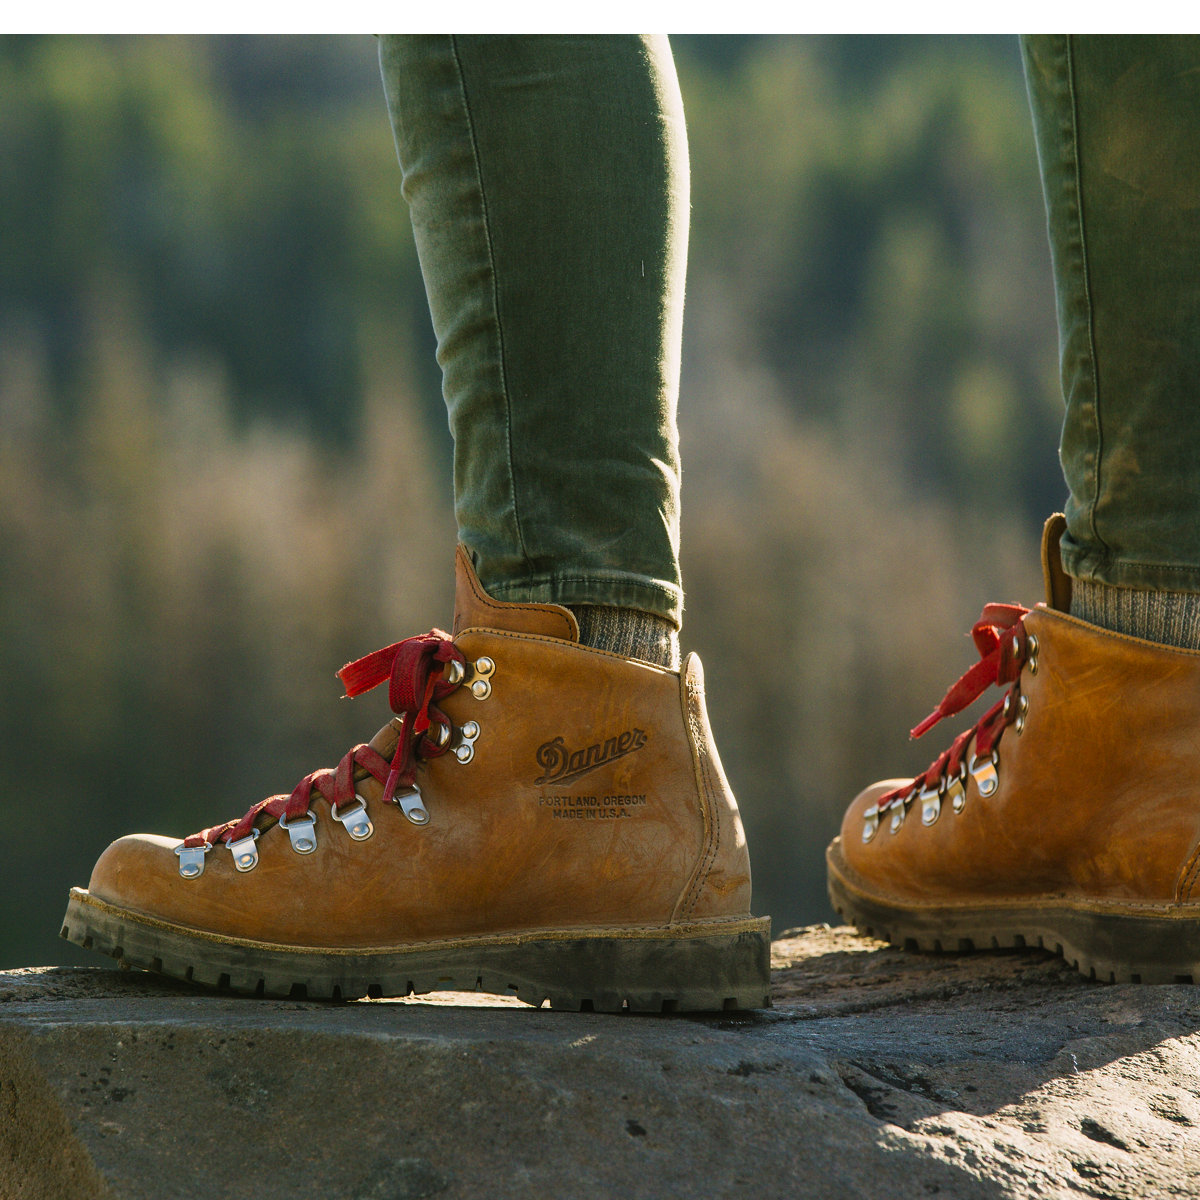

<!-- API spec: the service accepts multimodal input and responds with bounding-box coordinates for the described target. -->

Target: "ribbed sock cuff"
[568,605,680,669]
[1069,578,1200,650]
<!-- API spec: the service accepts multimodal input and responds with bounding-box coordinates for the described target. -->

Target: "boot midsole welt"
[828,845,1200,985]
[61,889,772,1012]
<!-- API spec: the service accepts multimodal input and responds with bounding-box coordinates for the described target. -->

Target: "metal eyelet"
[428,720,451,750]
[455,719,480,765]
[445,659,466,686]
[861,804,880,843]
[970,752,1000,798]
[889,803,907,834]
[919,781,942,827]
[331,794,374,841]
[469,657,495,700]
[1026,633,1039,675]
[227,829,261,872]
[1015,694,1030,734]
[278,810,318,854]
[393,785,429,826]
[174,842,212,879]
[946,766,968,814]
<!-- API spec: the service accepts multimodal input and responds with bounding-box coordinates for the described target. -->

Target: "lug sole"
[61,889,772,1012]
[828,846,1200,985]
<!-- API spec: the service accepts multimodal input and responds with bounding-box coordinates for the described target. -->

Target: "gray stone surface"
[4,926,1200,1199]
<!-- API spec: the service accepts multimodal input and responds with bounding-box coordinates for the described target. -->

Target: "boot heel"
[470,918,774,1013]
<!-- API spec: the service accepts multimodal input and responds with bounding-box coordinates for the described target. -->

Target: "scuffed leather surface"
[836,606,1200,908]
[87,549,752,946]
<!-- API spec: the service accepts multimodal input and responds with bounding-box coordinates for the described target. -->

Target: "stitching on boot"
[74,888,755,947]
[1042,605,1200,658]
[681,670,720,919]
[455,627,675,665]
[1177,841,1200,903]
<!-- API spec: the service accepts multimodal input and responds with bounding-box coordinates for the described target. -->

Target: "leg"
[62,35,769,1010]
[1025,35,1200,639]
[379,35,688,666]
[827,36,1200,983]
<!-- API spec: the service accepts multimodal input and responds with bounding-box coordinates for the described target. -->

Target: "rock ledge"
[4,926,1200,1199]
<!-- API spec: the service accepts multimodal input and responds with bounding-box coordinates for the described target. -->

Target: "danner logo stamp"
[534,729,647,785]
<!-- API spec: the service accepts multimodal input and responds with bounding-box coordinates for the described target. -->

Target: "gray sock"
[569,605,680,669]
[1070,578,1200,650]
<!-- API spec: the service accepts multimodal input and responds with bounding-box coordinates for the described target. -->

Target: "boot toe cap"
[839,779,911,844]
[88,833,194,917]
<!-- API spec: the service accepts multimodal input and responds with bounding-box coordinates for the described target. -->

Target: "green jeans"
[379,35,688,626]
[1024,35,1200,591]
[381,35,1200,614]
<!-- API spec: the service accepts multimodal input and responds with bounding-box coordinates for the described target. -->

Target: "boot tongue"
[1041,513,1072,613]
[451,545,579,640]
[367,717,402,759]
[364,548,578,761]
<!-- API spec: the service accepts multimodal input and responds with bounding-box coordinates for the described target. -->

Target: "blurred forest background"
[0,35,1065,970]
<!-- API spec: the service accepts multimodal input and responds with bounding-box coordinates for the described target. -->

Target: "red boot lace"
[183,631,466,848]
[878,603,1033,813]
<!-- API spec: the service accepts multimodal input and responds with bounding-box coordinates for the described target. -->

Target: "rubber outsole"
[828,844,1200,985]
[61,889,772,1012]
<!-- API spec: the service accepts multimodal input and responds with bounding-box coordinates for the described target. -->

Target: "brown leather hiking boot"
[62,548,770,1011]
[827,514,1200,984]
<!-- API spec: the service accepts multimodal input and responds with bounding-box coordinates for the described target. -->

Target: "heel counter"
[673,653,754,920]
